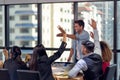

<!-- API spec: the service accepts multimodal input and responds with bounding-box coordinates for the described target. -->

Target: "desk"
[54,74,83,80]
[52,62,83,80]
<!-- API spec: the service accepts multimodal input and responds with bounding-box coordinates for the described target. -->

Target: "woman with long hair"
[29,27,67,80]
[4,46,28,80]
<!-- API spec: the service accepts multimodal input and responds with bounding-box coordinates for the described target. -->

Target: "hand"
[89,19,97,29]
[90,31,94,39]
[57,25,66,34]
[56,33,63,37]
[67,57,71,62]
[3,48,9,60]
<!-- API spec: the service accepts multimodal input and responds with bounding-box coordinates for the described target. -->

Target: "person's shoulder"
[83,30,89,34]
[91,53,101,57]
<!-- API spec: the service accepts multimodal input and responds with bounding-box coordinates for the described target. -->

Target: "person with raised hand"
[29,26,67,80]
[89,19,112,73]
[57,20,89,63]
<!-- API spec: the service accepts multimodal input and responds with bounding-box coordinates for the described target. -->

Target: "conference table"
[53,73,83,80]
[52,62,83,80]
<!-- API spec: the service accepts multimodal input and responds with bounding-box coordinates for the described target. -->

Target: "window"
[9,4,38,47]
[0,6,2,11]
[20,41,29,46]
[20,15,29,20]
[10,28,15,33]
[0,40,3,46]
[20,28,29,33]
[35,28,37,32]
[35,15,38,20]
[0,15,2,24]
[10,41,15,45]
[9,5,15,8]
[0,27,2,32]
[78,2,114,49]
[9,16,14,20]
[20,4,29,8]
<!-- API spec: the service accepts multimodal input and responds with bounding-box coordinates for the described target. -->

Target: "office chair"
[17,70,41,80]
[102,64,117,80]
[0,69,10,80]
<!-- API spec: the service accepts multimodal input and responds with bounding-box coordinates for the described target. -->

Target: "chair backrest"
[0,69,10,80]
[103,64,117,80]
[17,70,41,80]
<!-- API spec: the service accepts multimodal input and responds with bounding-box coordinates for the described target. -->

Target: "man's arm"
[57,26,76,40]
[67,48,74,62]
[57,33,76,40]
[68,59,88,78]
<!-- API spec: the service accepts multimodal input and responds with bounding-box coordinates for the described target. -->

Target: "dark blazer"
[37,41,67,80]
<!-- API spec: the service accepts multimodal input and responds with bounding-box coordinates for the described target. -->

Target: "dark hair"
[82,40,94,52]
[10,46,21,60]
[29,44,47,70]
[74,20,84,29]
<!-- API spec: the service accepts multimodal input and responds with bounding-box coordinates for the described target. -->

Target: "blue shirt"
[72,30,89,61]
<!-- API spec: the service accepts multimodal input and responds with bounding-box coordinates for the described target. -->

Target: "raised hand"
[57,25,66,34]
[57,25,67,42]
[89,19,97,29]
[56,33,63,37]
[90,31,94,39]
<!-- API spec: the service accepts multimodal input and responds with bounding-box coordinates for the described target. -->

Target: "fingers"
[57,25,66,34]
[89,19,97,29]
[90,31,94,39]
[56,33,63,37]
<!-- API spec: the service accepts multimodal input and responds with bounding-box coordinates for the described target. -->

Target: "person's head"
[10,46,22,60]
[100,41,112,62]
[81,40,94,55]
[74,20,84,33]
[30,44,47,70]
[33,44,47,59]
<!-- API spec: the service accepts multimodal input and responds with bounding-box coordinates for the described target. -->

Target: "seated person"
[89,19,112,73]
[29,27,67,80]
[3,46,28,80]
[68,40,103,80]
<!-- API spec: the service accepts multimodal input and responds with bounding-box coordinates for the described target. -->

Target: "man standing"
[68,40,103,80]
[57,20,89,62]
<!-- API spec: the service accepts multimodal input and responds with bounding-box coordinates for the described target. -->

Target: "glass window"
[9,4,38,47]
[20,4,29,8]
[0,6,2,11]
[10,28,15,33]
[20,41,29,47]
[42,3,73,48]
[78,2,114,49]
[0,6,5,47]
[0,27,2,36]
[117,1,120,49]
[20,15,29,20]
[117,53,120,80]
[0,15,2,24]
[9,16,14,20]
[9,5,15,8]
[20,28,29,33]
